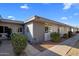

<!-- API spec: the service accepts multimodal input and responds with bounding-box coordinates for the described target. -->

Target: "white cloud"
[63,3,79,10]
[20,4,29,9]
[63,3,73,10]
[60,17,68,25]
[73,13,79,16]
[61,17,68,20]
[7,16,15,20]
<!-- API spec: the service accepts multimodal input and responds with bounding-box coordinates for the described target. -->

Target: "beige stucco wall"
[47,23,70,34]
[25,21,45,43]
[59,26,70,34]
[24,20,73,43]
[73,28,77,32]
[32,21,71,43]
[33,21,45,43]
[49,24,59,33]
[0,22,23,33]
[24,22,34,42]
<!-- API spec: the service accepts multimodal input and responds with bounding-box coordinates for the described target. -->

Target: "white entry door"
[44,32,51,41]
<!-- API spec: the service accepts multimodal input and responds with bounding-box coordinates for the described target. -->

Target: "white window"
[18,27,23,32]
[45,27,48,33]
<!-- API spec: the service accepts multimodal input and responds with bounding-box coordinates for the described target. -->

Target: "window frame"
[18,27,23,32]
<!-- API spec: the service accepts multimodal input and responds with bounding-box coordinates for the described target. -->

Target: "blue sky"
[0,3,79,27]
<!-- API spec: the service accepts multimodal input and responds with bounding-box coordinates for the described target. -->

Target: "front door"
[44,32,51,41]
[44,26,51,41]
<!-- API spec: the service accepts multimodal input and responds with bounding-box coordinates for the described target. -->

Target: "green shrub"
[68,31,73,38]
[11,33,27,55]
[63,33,68,38]
[50,32,60,42]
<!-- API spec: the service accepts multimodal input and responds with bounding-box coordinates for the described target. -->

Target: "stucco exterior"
[33,21,45,43]
[0,16,79,43]
[24,22,34,43]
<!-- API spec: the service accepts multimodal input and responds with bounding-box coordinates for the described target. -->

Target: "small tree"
[50,32,60,42]
[68,31,73,38]
[63,33,69,38]
[11,33,27,55]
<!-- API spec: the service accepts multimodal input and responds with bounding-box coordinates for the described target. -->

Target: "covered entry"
[0,26,12,40]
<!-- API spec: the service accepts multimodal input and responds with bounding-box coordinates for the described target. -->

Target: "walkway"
[0,34,79,56]
[0,40,14,56]
[36,34,79,56]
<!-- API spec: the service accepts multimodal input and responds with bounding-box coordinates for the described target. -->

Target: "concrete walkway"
[0,34,79,56]
[0,40,14,56]
[36,34,79,56]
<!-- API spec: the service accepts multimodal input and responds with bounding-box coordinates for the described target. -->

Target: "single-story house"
[0,15,79,43]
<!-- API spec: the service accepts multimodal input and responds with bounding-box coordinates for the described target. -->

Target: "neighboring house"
[0,15,79,43]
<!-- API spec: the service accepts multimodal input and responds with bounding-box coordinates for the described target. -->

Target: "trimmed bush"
[76,31,79,33]
[63,33,68,38]
[11,33,27,55]
[50,32,60,42]
[68,31,73,38]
